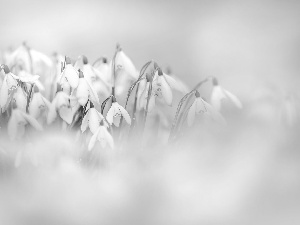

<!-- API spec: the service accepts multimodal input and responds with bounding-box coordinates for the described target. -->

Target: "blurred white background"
[1,0,300,98]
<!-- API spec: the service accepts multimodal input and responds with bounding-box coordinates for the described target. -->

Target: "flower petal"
[81,110,90,133]
[76,78,89,106]
[204,100,226,125]
[62,65,79,89]
[118,103,131,125]
[0,76,8,108]
[106,104,115,125]
[30,49,53,67]
[116,51,138,79]
[58,106,73,124]
[21,111,43,131]
[224,89,243,109]
[89,108,102,133]
[159,76,173,106]
[29,93,42,118]
[164,74,189,93]
[85,78,100,105]
[187,100,197,126]
[88,128,100,151]
[211,86,226,111]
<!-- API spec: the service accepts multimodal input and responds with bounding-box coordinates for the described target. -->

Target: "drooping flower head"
[106,96,131,127]
[187,90,226,126]
[75,70,100,106]
[13,87,27,112]
[29,86,51,120]
[5,43,53,74]
[0,65,19,111]
[88,120,114,150]
[81,105,106,134]
[211,78,242,111]
[59,57,79,94]
[47,91,77,125]
[8,107,43,140]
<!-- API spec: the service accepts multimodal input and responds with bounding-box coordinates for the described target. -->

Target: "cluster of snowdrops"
[0,43,243,162]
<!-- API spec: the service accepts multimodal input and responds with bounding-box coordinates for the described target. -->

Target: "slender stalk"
[140,81,152,139]
[26,84,34,113]
[118,60,152,129]
[169,77,214,142]
[111,44,120,98]
[101,95,113,115]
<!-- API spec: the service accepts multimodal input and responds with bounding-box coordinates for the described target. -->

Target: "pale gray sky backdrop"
[1,0,300,98]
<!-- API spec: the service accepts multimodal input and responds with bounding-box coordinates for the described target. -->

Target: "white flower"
[47,91,77,124]
[106,98,131,127]
[59,57,79,91]
[138,76,156,111]
[6,43,53,73]
[8,108,43,140]
[139,68,176,111]
[81,107,105,134]
[75,70,99,106]
[29,91,51,119]
[0,65,19,110]
[93,57,111,85]
[16,70,44,91]
[115,50,138,80]
[88,122,114,150]
[211,78,242,111]
[187,91,226,126]
[13,87,27,112]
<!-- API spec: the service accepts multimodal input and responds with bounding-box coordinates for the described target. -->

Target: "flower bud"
[112,96,117,103]
[195,90,200,98]
[102,57,107,63]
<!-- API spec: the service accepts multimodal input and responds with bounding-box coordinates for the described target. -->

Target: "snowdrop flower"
[6,43,52,73]
[93,57,111,85]
[138,66,187,111]
[13,87,27,112]
[211,78,242,111]
[115,49,138,80]
[8,108,43,140]
[187,91,226,126]
[47,91,77,124]
[88,120,114,150]
[75,70,99,106]
[81,106,106,134]
[138,74,156,111]
[16,70,45,91]
[60,57,79,92]
[152,68,173,106]
[106,96,131,127]
[29,87,51,120]
[0,65,19,110]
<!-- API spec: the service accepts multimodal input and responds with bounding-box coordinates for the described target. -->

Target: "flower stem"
[169,77,214,142]
[118,60,152,130]
[140,81,152,142]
